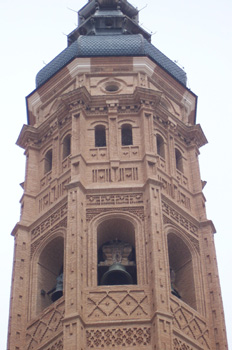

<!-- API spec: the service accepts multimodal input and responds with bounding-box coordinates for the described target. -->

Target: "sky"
[1,0,231,348]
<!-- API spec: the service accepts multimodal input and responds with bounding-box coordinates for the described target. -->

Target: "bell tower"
[8,1,228,349]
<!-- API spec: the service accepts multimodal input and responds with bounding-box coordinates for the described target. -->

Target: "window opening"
[95,125,106,147]
[168,233,196,309]
[157,134,165,158]
[121,124,133,146]
[44,149,52,174]
[37,236,64,313]
[175,148,183,172]
[97,219,137,286]
[63,134,71,159]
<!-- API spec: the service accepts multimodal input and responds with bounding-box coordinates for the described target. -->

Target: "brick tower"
[8,1,228,349]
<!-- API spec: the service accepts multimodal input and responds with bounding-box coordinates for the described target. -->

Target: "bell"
[48,272,63,302]
[100,263,133,285]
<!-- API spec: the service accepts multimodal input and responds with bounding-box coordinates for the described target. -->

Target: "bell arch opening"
[167,232,196,309]
[97,218,137,286]
[36,236,64,313]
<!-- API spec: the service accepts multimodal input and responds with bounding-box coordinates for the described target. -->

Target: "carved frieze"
[86,289,150,320]
[86,193,143,206]
[86,326,151,348]
[26,299,64,350]
[162,201,198,237]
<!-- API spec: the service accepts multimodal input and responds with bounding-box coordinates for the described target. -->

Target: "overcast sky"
[1,0,231,348]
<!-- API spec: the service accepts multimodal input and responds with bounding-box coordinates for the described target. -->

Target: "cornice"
[154,112,207,148]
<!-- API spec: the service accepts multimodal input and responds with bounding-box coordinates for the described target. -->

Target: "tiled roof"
[36,34,186,88]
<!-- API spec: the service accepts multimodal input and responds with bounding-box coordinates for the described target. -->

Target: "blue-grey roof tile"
[36,34,186,88]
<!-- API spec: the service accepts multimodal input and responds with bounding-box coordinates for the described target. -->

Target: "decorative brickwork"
[159,176,191,210]
[39,176,70,212]
[173,337,194,350]
[171,298,210,349]
[8,3,228,348]
[86,207,145,222]
[31,203,67,241]
[46,338,63,350]
[86,326,151,348]
[162,201,198,237]
[26,299,64,350]
[86,289,149,320]
[86,193,143,206]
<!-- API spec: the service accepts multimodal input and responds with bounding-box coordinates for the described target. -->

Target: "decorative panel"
[26,299,64,350]
[86,289,150,321]
[31,203,67,241]
[171,298,210,349]
[162,201,198,237]
[39,175,70,212]
[86,326,151,348]
[86,193,143,206]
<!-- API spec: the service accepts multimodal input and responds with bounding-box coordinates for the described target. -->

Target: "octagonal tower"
[8,1,227,349]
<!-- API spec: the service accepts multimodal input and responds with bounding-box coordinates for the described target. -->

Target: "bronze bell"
[100,263,133,285]
[47,272,63,302]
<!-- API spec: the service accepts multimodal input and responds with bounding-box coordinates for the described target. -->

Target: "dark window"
[95,125,106,147]
[175,148,183,172]
[44,149,52,174]
[63,134,71,159]
[157,134,165,158]
[121,124,133,146]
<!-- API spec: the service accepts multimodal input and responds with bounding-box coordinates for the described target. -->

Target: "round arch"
[88,211,146,287]
[30,230,65,318]
[164,224,202,311]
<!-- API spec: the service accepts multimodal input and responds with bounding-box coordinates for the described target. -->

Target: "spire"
[68,0,151,46]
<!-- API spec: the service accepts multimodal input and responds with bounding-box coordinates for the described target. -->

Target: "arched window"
[121,124,133,146]
[44,149,52,174]
[97,218,137,286]
[175,148,183,172]
[95,125,106,147]
[37,236,64,313]
[63,134,71,159]
[167,233,196,309]
[156,134,165,158]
